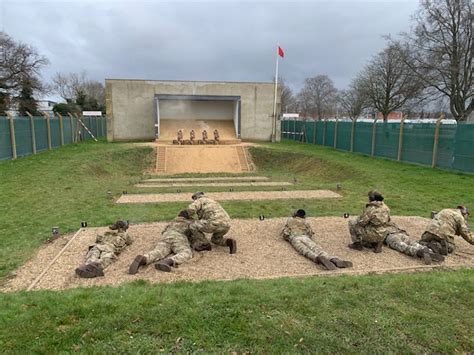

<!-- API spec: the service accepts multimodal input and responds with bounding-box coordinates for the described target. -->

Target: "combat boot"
[155,258,176,272]
[330,258,353,268]
[75,262,104,278]
[348,242,363,251]
[416,248,432,265]
[128,255,147,275]
[373,242,383,253]
[225,238,237,254]
[194,243,212,252]
[315,255,337,270]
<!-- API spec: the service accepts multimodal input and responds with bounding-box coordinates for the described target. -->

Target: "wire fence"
[0,115,107,161]
[281,118,474,173]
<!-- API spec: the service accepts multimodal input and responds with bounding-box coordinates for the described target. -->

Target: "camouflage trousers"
[189,219,230,248]
[288,235,332,262]
[144,234,193,265]
[385,232,425,257]
[419,231,455,255]
[348,217,384,244]
[85,243,116,270]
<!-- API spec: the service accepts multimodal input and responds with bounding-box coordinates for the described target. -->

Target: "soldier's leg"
[144,241,172,264]
[210,224,231,246]
[85,245,101,264]
[188,220,212,251]
[386,233,421,257]
[290,236,336,270]
[169,235,193,265]
[76,245,106,278]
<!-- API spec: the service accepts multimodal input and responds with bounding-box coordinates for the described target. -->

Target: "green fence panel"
[294,120,304,142]
[34,117,48,152]
[316,121,324,144]
[63,117,72,144]
[325,121,335,147]
[374,123,399,160]
[305,121,315,144]
[336,121,352,151]
[452,123,474,173]
[353,122,373,155]
[436,124,456,169]
[0,118,12,160]
[50,118,61,148]
[401,123,436,166]
[14,117,33,157]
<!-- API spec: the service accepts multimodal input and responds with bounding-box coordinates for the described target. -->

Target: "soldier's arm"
[186,200,201,218]
[457,217,474,245]
[305,221,315,238]
[358,207,374,227]
[125,233,133,245]
[281,220,291,240]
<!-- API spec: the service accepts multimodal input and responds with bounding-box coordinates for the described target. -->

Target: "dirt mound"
[4,216,473,292]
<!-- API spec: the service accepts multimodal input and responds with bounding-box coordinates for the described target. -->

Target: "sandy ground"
[158,119,236,141]
[116,190,341,203]
[4,216,473,292]
[136,182,293,188]
[143,176,270,183]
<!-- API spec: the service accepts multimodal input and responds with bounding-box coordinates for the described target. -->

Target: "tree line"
[0,32,105,116]
[281,0,472,122]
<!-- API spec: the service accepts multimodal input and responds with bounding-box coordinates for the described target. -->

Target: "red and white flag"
[278,46,284,58]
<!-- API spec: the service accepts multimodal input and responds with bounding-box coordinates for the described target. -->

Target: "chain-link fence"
[0,115,107,160]
[281,118,474,173]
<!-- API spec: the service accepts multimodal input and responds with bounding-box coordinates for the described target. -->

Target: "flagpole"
[272,44,279,142]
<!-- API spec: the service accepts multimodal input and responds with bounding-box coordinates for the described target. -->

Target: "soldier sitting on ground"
[173,129,184,145]
[75,220,132,278]
[348,190,391,253]
[201,130,208,144]
[186,192,237,254]
[384,223,444,264]
[129,210,194,274]
[419,205,473,255]
[282,209,352,270]
[214,129,220,143]
[189,130,196,144]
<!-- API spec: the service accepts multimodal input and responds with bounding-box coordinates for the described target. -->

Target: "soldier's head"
[178,210,190,219]
[109,220,129,232]
[192,191,205,200]
[457,205,470,217]
[368,190,384,202]
[294,209,306,218]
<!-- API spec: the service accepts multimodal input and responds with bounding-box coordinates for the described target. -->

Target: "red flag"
[278,46,284,58]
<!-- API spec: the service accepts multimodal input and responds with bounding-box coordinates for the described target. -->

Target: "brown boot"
[75,262,104,278]
[194,243,212,252]
[226,238,237,254]
[315,256,337,270]
[330,258,353,268]
[416,248,432,265]
[348,242,363,251]
[129,255,147,275]
[155,258,176,272]
[373,242,383,253]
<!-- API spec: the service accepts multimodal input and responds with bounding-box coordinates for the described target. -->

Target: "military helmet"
[109,220,129,231]
[192,191,205,200]
[295,209,306,218]
[368,190,384,202]
[178,210,190,219]
[457,205,470,216]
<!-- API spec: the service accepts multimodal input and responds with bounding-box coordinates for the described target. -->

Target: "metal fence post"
[58,113,65,146]
[431,113,445,168]
[334,117,339,148]
[350,118,357,152]
[397,115,407,161]
[26,112,37,155]
[313,119,317,144]
[43,112,52,150]
[323,118,327,146]
[95,117,99,137]
[6,113,17,159]
[67,113,75,142]
[371,118,378,156]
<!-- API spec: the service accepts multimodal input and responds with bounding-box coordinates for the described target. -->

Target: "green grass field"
[0,140,473,352]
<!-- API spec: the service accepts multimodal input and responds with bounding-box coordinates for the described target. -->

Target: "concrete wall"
[160,100,234,120]
[105,79,281,141]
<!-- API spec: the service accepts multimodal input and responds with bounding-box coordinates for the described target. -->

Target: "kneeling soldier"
[129,210,194,273]
[76,220,131,278]
[282,209,352,270]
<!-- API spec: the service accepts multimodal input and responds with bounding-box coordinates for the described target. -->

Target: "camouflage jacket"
[281,216,314,242]
[187,197,231,224]
[95,230,132,254]
[357,201,392,242]
[162,216,193,241]
[424,209,473,245]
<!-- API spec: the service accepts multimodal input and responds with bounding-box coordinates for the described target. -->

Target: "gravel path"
[136,182,293,188]
[143,176,270,183]
[3,216,472,292]
[116,190,341,203]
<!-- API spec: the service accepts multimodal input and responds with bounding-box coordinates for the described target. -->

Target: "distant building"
[37,100,57,115]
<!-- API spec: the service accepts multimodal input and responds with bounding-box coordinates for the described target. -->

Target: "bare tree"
[298,75,337,119]
[52,71,105,109]
[278,77,296,113]
[339,77,369,120]
[0,32,48,111]
[359,45,424,121]
[397,0,473,121]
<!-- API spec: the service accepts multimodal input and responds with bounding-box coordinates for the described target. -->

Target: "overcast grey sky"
[1,0,419,96]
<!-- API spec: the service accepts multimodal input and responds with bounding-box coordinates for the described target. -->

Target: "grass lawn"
[1,139,473,352]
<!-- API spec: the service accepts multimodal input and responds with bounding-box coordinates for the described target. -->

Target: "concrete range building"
[105,79,281,142]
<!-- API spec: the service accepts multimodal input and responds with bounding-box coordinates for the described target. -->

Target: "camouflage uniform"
[384,224,426,257]
[282,216,333,261]
[420,209,474,253]
[85,230,132,270]
[348,201,391,244]
[187,196,231,247]
[144,216,193,265]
